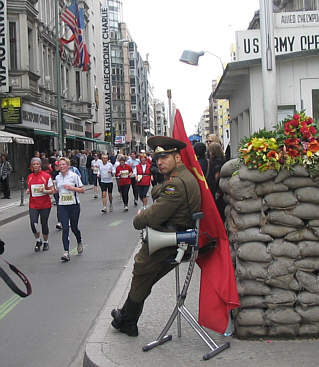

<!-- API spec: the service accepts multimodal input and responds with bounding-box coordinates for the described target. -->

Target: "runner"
[54,157,84,262]
[126,152,140,206]
[98,154,115,213]
[115,156,132,211]
[91,153,102,199]
[26,157,54,252]
[135,153,151,209]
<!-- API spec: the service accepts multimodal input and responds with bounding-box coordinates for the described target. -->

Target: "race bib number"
[31,184,45,197]
[93,166,99,174]
[136,175,143,182]
[60,192,76,205]
[121,170,129,178]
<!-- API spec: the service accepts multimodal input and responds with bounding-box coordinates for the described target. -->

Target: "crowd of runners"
[26,150,157,263]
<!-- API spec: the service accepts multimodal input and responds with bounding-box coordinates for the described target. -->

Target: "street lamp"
[179,50,225,73]
[55,0,63,155]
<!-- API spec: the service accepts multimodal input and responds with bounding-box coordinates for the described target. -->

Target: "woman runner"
[135,153,151,209]
[54,157,84,262]
[26,157,54,252]
[115,156,132,211]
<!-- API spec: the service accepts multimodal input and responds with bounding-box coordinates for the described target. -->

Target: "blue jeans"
[79,167,88,185]
[59,204,82,251]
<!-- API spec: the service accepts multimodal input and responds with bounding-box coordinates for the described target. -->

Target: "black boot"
[111,297,144,337]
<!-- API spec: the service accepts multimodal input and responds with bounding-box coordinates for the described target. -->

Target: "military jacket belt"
[133,164,201,232]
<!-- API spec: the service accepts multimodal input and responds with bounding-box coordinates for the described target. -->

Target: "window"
[76,71,81,100]
[28,27,35,72]
[131,105,136,111]
[9,22,17,70]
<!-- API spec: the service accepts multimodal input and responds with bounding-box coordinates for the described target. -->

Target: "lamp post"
[179,50,225,73]
[167,89,173,136]
[55,0,63,155]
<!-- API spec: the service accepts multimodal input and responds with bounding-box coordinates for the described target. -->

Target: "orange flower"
[267,150,279,160]
[308,140,319,153]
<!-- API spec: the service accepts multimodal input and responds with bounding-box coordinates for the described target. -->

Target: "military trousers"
[128,240,178,304]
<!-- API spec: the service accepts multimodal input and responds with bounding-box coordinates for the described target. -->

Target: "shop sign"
[1,97,21,124]
[114,135,125,145]
[101,1,112,138]
[236,27,319,61]
[275,10,319,28]
[22,104,51,129]
[0,1,8,93]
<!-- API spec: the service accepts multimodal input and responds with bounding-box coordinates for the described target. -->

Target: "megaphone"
[144,227,197,262]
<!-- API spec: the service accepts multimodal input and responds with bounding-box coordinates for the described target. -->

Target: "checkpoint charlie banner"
[0,0,8,93]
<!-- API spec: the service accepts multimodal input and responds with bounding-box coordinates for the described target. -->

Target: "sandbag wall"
[220,159,319,338]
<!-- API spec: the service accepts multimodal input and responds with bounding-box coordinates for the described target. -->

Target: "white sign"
[0,0,8,93]
[114,135,125,145]
[236,28,319,61]
[275,10,319,28]
[100,1,112,135]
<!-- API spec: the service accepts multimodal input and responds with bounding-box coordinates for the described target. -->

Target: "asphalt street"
[0,189,139,367]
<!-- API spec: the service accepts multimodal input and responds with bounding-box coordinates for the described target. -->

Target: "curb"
[83,244,139,367]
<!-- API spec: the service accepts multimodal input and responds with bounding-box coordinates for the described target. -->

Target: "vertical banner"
[100,1,112,142]
[0,0,8,93]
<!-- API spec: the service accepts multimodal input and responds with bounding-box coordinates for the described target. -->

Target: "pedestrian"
[26,157,54,252]
[150,156,164,186]
[111,136,201,336]
[193,142,209,177]
[86,150,94,185]
[115,156,132,211]
[41,157,53,174]
[54,157,84,262]
[78,150,88,185]
[126,152,140,206]
[98,154,114,213]
[91,153,102,199]
[135,153,151,209]
[207,142,226,222]
[0,153,13,199]
[69,158,81,176]
[51,161,62,230]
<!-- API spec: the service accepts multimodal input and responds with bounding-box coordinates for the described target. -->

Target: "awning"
[34,129,59,137]
[76,136,96,142]
[0,130,34,144]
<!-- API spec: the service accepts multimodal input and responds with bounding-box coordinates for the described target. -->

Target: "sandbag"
[256,182,288,196]
[239,165,277,183]
[288,203,319,219]
[239,296,266,308]
[295,257,319,272]
[237,280,272,296]
[219,177,230,195]
[236,260,268,280]
[298,241,319,257]
[310,227,319,238]
[261,224,297,238]
[283,176,318,189]
[236,308,265,326]
[231,198,263,214]
[290,165,310,177]
[285,229,318,242]
[265,308,302,325]
[266,210,304,228]
[299,323,319,336]
[297,292,319,308]
[220,158,240,178]
[274,169,290,184]
[235,325,268,338]
[296,271,319,293]
[237,242,272,262]
[309,219,319,226]
[295,187,319,204]
[263,192,298,209]
[228,175,257,201]
[230,209,261,230]
[232,227,273,243]
[264,289,296,308]
[296,305,319,322]
[267,258,295,278]
[268,324,299,337]
[265,274,299,291]
[267,239,300,258]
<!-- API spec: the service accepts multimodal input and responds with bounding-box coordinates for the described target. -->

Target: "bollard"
[20,176,25,206]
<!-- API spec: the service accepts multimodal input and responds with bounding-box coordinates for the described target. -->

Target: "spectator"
[193,142,209,177]
[86,150,94,185]
[78,150,88,185]
[0,153,13,199]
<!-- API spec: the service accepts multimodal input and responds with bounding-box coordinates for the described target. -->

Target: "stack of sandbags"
[220,159,319,338]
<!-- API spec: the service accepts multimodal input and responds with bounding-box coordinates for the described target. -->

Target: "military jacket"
[133,163,201,231]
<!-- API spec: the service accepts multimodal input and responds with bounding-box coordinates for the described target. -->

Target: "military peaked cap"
[148,136,186,157]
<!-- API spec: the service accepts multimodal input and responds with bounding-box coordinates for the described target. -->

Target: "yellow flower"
[306,150,313,157]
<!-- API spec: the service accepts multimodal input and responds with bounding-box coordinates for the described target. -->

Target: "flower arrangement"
[239,112,319,175]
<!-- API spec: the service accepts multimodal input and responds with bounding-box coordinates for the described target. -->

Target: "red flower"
[300,126,311,139]
[285,138,300,146]
[293,114,300,120]
[308,140,319,153]
[307,117,313,124]
[287,148,300,157]
[290,119,299,127]
[309,126,317,135]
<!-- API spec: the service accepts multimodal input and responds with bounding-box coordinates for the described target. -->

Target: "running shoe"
[43,242,49,251]
[134,200,138,206]
[56,222,62,230]
[34,240,42,252]
[124,206,128,211]
[77,242,83,254]
[101,206,107,213]
[61,252,70,262]
[109,204,113,212]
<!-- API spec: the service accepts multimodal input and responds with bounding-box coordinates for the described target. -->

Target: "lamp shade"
[179,50,205,66]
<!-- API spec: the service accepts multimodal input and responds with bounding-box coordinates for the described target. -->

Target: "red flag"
[172,109,240,334]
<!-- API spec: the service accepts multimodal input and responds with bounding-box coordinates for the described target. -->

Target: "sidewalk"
[84,245,318,367]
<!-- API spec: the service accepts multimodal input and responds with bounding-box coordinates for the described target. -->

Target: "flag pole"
[55,0,64,154]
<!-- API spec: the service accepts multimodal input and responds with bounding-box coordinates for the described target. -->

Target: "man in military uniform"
[111,136,201,337]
